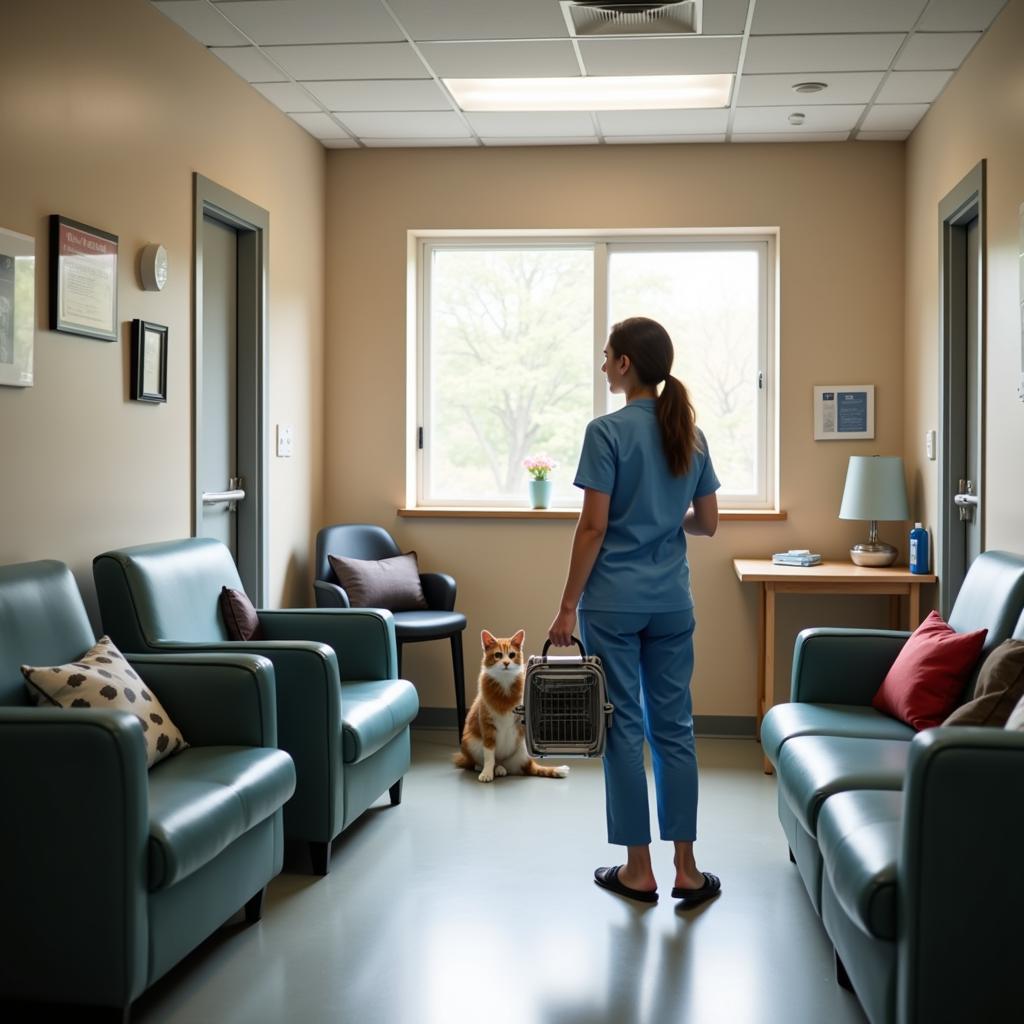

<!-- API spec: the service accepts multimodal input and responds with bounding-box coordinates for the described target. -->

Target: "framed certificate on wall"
[0,225,35,387]
[814,385,875,440]
[49,214,118,342]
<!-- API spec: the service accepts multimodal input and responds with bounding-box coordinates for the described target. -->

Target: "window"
[415,233,775,510]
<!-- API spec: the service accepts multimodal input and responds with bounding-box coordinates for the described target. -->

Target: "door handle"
[202,477,245,511]
[954,479,978,521]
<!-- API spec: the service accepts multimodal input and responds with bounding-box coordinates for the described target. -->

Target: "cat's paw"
[554,765,570,778]
[494,765,508,777]
[478,769,494,783]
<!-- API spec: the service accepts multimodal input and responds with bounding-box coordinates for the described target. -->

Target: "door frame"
[937,160,985,616]
[192,173,269,603]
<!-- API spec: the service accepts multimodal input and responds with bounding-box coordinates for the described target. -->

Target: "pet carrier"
[516,637,613,758]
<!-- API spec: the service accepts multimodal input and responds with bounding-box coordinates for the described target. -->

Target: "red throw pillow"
[872,610,987,730]
[219,586,264,641]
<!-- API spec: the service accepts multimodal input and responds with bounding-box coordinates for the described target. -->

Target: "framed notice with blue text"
[814,385,874,440]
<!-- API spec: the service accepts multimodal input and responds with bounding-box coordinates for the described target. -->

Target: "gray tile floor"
[133,733,867,1024]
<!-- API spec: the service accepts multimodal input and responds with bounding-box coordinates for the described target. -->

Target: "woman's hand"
[547,607,578,649]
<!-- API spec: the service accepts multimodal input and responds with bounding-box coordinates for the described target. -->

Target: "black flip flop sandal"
[594,865,658,904]
[672,871,722,904]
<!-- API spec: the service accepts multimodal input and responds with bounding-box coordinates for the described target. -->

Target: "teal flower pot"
[529,479,552,509]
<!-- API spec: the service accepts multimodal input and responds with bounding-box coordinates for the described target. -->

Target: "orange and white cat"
[454,629,570,783]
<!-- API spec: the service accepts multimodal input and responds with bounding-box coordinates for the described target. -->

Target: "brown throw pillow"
[328,551,428,611]
[219,586,264,640]
[944,639,1024,727]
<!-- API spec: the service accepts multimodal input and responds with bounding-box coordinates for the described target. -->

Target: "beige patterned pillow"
[22,635,187,768]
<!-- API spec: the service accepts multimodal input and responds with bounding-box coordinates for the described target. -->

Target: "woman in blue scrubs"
[548,316,721,905]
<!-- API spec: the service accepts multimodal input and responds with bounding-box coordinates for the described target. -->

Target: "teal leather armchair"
[93,538,419,875]
[761,551,1024,1023]
[0,560,295,1021]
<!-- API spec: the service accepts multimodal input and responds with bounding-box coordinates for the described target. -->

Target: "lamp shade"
[838,456,910,521]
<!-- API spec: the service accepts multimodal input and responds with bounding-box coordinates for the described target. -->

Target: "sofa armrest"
[899,727,1024,1021]
[791,627,911,704]
[0,709,149,1006]
[126,652,278,748]
[421,572,456,611]
[258,608,398,681]
[314,579,350,608]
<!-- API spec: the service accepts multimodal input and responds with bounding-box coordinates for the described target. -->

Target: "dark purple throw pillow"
[219,586,264,641]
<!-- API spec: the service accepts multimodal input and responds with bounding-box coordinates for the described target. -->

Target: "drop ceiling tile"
[418,40,580,78]
[917,0,1008,31]
[210,46,288,82]
[751,0,927,34]
[214,0,403,44]
[288,112,350,139]
[596,108,729,136]
[481,137,598,146]
[604,134,727,144]
[744,34,905,73]
[738,72,883,106]
[465,111,596,137]
[895,32,982,70]
[860,103,929,131]
[152,1,248,46]
[263,43,428,80]
[252,82,322,113]
[322,138,360,148]
[359,137,479,148]
[732,132,852,142]
[856,130,911,141]
[336,111,473,139]
[305,79,451,112]
[383,0,569,41]
[577,37,741,76]
[876,70,953,104]
[732,105,864,132]
[701,0,750,35]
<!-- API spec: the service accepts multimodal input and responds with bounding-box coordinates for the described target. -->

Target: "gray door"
[939,162,985,615]
[193,175,269,603]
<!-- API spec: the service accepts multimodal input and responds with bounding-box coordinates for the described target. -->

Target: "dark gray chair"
[315,524,467,735]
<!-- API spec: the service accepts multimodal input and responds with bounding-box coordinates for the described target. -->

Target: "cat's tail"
[523,758,570,779]
[452,749,476,770]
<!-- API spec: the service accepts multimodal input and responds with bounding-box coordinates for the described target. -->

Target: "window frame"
[412,229,777,511]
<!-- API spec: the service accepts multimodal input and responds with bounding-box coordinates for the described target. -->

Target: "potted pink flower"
[523,454,557,509]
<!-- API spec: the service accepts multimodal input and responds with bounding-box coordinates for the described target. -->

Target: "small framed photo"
[50,214,118,342]
[130,319,167,403]
[814,384,875,440]
[0,225,35,388]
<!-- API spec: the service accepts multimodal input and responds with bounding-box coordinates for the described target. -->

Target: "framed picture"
[130,319,167,403]
[50,214,118,342]
[0,225,35,387]
[814,384,875,440]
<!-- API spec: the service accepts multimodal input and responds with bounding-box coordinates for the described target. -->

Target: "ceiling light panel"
[262,42,428,80]
[445,75,733,112]
[751,0,928,35]
[743,34,905,74]
[894,32,982,71]
[578,37,742,77]
[738,72,883,106]
[214,0,404,45]
[383,0,570,41]
[417,41,581,79]
[304,79,451,112]
[875,70,954,104]
[153,1,248,46]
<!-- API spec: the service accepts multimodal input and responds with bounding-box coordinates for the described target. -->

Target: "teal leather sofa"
[0,560,295,1020]
[93,538,419,875]
[761,550,1024,1024]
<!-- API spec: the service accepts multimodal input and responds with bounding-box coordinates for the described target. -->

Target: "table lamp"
[839,455,910,566]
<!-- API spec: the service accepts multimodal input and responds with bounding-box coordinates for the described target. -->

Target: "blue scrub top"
[573,398,720,613]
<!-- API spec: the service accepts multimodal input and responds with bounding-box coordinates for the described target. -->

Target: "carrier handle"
[541,636,587,659]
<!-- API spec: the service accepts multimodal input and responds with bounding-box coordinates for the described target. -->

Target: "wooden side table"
[733,559,937,772]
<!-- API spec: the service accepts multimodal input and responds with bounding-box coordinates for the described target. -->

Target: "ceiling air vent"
[564,2,702,37]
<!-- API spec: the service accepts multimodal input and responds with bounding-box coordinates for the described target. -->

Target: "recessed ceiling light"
[444,75,733,112]
[788,112,806,125]
[793,82,828,94]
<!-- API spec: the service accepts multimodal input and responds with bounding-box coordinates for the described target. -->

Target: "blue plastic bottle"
[909,523,929,574]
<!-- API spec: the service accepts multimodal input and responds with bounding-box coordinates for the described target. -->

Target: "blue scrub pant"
[578,608,698,847]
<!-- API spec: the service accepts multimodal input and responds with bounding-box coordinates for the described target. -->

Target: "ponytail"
[608,316,699,477]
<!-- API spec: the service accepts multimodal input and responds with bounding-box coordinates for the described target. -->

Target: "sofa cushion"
[219,586,264,641]
[761,703,915,767]
[777,734,910,834]
[944,639,1024,727]
[22,635,187,768]
[818,790,902,941]
[147,745,295,891]
[328,552,428,611]
[341,678,419,764]
[872,610,987,730]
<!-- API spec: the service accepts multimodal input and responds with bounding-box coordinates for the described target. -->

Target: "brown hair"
[608,316,698,476]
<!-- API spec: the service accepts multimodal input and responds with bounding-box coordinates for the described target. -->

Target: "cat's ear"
[511,629,525,648]
[481,629,496,649]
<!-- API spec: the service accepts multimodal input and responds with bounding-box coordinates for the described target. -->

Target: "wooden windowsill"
[397,507,787,521]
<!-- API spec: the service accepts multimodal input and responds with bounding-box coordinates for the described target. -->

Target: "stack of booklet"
[772,549,823,567]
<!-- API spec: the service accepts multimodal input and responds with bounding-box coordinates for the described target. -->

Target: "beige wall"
[904,0,1024,554]
[325,143,906,719]
[0,0,325,617]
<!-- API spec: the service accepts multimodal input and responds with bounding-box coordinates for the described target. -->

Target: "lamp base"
[850,541,898,567]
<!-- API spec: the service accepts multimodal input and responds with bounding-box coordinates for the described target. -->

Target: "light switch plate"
[925,429,936,461]
[276,424,294,458]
